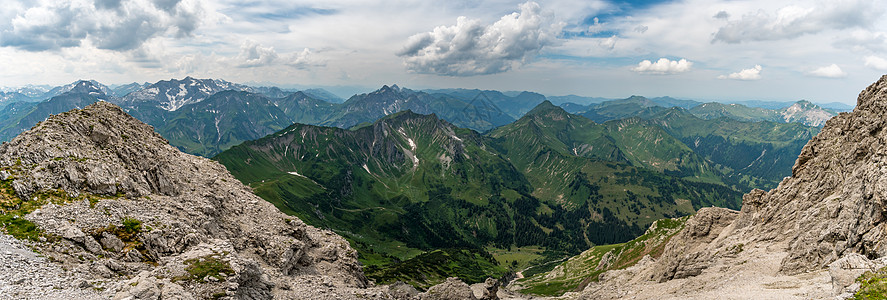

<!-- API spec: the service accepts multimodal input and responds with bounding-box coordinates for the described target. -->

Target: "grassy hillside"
[647,108,819,190]
[514,216,690,296]
[215,104,745,288]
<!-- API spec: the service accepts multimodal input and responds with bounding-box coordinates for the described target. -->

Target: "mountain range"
[565,96,838,127]
[2,80,519,156]
[212,99,820,287]
[4,74,882,299]
[0,78,835,160]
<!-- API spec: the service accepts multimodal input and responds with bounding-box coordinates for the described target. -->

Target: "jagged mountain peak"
[67,80,107,95]
[44,79,114,100]
[373,84,409,96]
[122,77,252,111]
[524,100,571,121]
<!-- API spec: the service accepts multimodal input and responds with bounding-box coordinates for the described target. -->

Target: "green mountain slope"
[490,102,724,185]
[215,103,745,288]
[216,111,539,256]
[273,91,341,124]
[557,100,819,191]
[647,108,819,190]
[323,85,514,132]
[158,91,295,157]
[514,216,690,296]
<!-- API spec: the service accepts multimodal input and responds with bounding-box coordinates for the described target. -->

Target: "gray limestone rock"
[100,232,125,252]
[421,277,477,300]
[0,102,369,298]
[651,207,738,282]
[829,253,883,296]
[388,281,420,300]
[470,278,499,300]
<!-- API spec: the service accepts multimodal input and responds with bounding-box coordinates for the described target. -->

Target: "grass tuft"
[178,255,235,282]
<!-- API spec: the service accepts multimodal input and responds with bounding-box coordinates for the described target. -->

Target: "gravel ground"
[0,234,103,300]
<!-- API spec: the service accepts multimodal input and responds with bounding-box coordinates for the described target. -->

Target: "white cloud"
[631,58,692,75]
[0,0,213,51]
[237,41,279,68]
[599,35,617,50]
[234,41,324,69]
[718,65,763,80]
[865,56,887,71]
[807,64,847,78]
[712,0,880,43]
[397,1,564,76]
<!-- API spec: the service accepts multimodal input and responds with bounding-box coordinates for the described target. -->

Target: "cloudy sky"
[1,0,886,103]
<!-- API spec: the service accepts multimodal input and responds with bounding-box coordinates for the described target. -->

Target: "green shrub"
[182,256,235,282]
[854,267,887,300]
[122,218,142,235]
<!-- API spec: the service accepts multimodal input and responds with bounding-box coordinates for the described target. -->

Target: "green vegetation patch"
[0,214,41,241]
[0,178,46,241]
[854,266,887,300]
[179,255,235,283]
[364,248,506,291]
[517,216,690,296]
[0,167,124,242]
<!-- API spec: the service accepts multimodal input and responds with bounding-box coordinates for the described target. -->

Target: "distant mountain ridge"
[423,88,547,119]
[118,76,255,111]
[690,100,836,127]
[0,78,833,160]
[0,80,111,141]
[566,95,839,127]
[0,80,520,157]
[325,85,515,132]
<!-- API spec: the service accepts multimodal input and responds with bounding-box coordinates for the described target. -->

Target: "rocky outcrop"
[420,277,477,300]
[0,101,369,298]
[734,75,887,274]
[577,75,887,299]
[651,207,738,282]
[828,253,887,297]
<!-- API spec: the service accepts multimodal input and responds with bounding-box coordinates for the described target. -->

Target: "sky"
[1,0,887,104]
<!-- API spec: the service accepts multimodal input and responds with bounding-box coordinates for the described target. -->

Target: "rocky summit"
[570,75,887,299]
[0,101,371,299]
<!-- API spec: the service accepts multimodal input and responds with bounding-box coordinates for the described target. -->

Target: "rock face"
[0,101,369,298]
[577,75,887,299]
[651,207,738,282]
[726,75,887,275]
[420,277,477,300]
